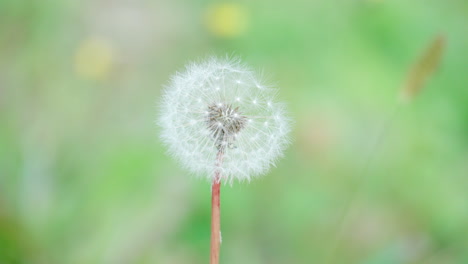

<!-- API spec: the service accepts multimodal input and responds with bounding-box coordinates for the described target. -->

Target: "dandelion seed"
[159,56,290,183]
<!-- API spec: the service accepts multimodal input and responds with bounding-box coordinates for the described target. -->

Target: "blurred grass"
[1,0,468,263]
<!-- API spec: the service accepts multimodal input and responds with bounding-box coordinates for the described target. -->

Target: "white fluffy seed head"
[158,57,291,183]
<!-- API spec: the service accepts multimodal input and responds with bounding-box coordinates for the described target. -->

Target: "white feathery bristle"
[158,56,291,183]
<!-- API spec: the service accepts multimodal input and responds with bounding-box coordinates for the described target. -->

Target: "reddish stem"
[210,151,223,264]
[210,180,221,264]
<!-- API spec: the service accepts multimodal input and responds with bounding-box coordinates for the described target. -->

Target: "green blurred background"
[1,0,467,263]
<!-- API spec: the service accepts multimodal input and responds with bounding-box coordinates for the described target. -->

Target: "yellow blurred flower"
[204,3,249,38]
[74,37,114,80]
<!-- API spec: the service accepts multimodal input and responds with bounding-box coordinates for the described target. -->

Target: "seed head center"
[206,103,247,150]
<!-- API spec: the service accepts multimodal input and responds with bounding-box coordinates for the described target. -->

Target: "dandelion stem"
[210,180,221,264]
[210,151,223,264]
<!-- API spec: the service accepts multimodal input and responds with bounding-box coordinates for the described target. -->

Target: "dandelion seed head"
[159,57,291,183]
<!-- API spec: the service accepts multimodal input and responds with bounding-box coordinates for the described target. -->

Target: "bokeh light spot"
[74,37,114,80]
[204,3,248,38]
